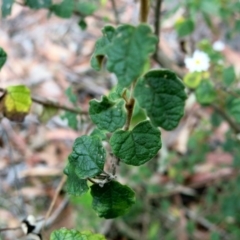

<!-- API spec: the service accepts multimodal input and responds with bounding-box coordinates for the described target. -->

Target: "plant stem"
[111,0,120,24]
[124,98,135,131]
[140,0,149,23]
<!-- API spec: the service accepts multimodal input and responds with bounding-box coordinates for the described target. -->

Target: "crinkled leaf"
[196,80,216,104]
[183,72,202,89]
[25,0,52,9]
[1,0,14,18]
[50,0,74,18]
[223,66,235,87]
[69,135,106,179]
[91,181,135,219]
[89,96,126,132]
[110,120,161,166]
[175,18,195,37]
[228,99,240,123]
[40,106,58,123]
[0,47,7,69]
[90,128,107,141]
[50,228,106,240]
[3,85,32,121]
[106,24,158,88]
[62,111,78,130]
[134,69,187,130]
[90,26,115,71]
[64,164,89,196]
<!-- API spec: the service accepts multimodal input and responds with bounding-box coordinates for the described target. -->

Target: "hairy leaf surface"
[91,181,135,219]
[110,120,161,166]
[134,70,187,130]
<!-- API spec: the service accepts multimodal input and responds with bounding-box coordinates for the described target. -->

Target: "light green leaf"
[90,128,107,141]
[40,106,58,123]
[196,80,216,104]
[0,47,7,69]
[68,135,106,179]
[106,24,158,88]
[75,2,97,16]
[134,69,187,130]
[65,86,77,104]
[110,120,161,166]
[64,164,89,196]
[1,0,14,18]
[90,26,115,71]
[91,181,135,219]
[25,0,52,9]
[223,66,235,86]
[50,0,74,18]
[175,18,195,37]
[183,72,202,89]
[61,111,78,130]
[3,85,32,121]
[228,99,240,123]
[89,96,127,132]
[50,228,106,240]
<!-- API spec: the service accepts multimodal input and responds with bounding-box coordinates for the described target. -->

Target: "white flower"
[213,40,225,51]
[184,50,210,72]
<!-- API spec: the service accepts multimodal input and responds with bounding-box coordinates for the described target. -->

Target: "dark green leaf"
[134,69,187,130]
[1,0,14,18]
[78,18,87,30]
[64,164,89,196]
[0,47,7,69]
[90,26,115,71]
[89,96,127,132]
[228,99,240,123]
[50,0,74,18]
[175,18,194,37]
[110,120,161,166]
[50,228,106,240]
[69,135,106,179]
[65,86,77,104]
[25,0,52,9]
[106,24,158,88]
[196,80,216,104]
[223,66,235,86]
[91,181,135,219]
[62,111,78,130]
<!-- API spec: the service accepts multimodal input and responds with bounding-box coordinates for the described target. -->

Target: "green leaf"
[0,47,7,69]
[90,128,107,141]
[89,96,127,132]
[75,2,97,16]
[25,0,52,9]
[1,0,14,18]
[65,86,77,104]
[50,0,74,18]
[91,181,135,219]
[223,66,235,86]
[228,99,240,123]
[196,80,216,104]
[78,18,87,31]
[61,111,78,130]
[106,24,158,88]
[110,120,161,166]
[50,228,106,240]
[64,164,89,196]
[40,106,58,123]
[68,135,106,179]
[175,18,195,37]
[2,85,32,121]
[90,26,116,71]
[183,72,202,89]
[134,69,187,130]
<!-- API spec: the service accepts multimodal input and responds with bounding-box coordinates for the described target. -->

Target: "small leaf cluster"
[64,23,187,218]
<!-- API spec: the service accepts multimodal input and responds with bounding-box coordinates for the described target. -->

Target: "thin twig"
[140,0,149,23]
[153,0,163,59]
[111,0,120,24]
